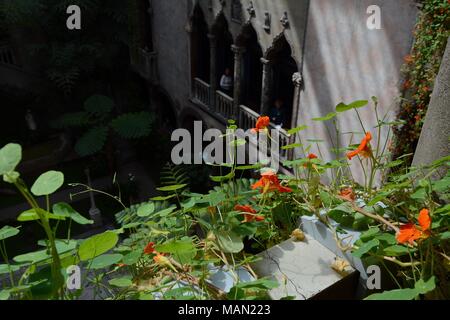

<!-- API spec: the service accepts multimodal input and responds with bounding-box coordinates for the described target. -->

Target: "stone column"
[231,45,245,119]
[290,72,303,129]
[208,33,217,110]
[260,57,273,115]
[412,37,450,179]
[289,72,303,161]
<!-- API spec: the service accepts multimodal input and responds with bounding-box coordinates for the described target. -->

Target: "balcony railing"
[215,90,234,119]
[191,87,295,164]
[193,77,211,108]
[238,104,259,129]
[239,104,294,162]
[0,43,20,68]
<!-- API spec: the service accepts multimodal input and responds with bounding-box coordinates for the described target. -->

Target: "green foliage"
[0,0,130,94]
[160,163,190,188]
[365,277,436,300]
[78,231,119,261]
[53,94,153,157]
[30,171,64,196]
[393,0,450,159]
[111,112,153,139]
[75,126,109,157]
[0,143,22,176]
[52,202,94,225]
[0,226,20,241]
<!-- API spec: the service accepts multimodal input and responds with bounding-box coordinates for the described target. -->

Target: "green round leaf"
[137,202,155,217]
[109,277,133,287]
[215,231,244,253]
[0,226,20,241]
[312,112,337,122]
[31,171,64,196]
[53,202,94,225]
[336,100,368,113]
[155,238,197,264]
[0,143,22,175]
[78,231,119,261]
[17,209,66,222]
[122,251,141,265]
[90,254,123,269]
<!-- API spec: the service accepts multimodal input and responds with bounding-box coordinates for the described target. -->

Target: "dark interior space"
[190,4,210,83]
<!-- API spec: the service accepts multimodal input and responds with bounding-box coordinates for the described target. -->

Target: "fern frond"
[211,178,257,197]
[47,67,80,94]
[115,200,169,226]
[74,126,108,157]
[160,163,190,188]
[51,112,89,129]
[83,94,114,116]
[110,111,153,139]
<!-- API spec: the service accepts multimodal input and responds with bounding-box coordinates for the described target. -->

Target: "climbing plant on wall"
[393,0,450,160]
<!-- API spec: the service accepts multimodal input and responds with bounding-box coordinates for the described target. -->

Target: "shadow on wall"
[286,0,417,184]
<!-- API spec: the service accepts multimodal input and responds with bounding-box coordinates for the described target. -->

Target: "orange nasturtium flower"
[251,170,292,194]
[143,242,156,255]
[251,116,270,133]
[339,187,356,202]
[234,205,265,223]
[347,132,373,160]
[304,153,318,168]
[396,209,432,245]
[403,54,414,64]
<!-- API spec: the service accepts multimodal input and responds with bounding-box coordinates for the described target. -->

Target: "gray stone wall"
[412,37,450,177]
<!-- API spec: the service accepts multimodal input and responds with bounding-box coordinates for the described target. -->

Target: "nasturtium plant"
[31,171,64,196]
[78,231,119,261]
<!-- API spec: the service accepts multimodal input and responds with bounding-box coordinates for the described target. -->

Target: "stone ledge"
[251,236,357,300]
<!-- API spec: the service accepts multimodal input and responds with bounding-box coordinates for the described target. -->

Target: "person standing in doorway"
[220,68,233,96]
[269,98,286,129]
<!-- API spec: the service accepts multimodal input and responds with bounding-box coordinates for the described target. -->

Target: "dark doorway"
[267,35,298,129]
[141,0,153,50]
[237,25,263,113]
[212,14,234,91]
[190,5,210,83]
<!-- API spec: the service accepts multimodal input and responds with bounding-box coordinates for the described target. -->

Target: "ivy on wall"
[393,0,450,160]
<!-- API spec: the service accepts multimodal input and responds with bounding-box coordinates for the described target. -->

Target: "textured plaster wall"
[298,0,418,183]
[152,0,191,115]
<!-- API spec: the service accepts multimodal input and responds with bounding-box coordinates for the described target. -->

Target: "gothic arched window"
[231,0,242,23]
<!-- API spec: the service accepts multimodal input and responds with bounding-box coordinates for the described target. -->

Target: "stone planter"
[300,201,390,298]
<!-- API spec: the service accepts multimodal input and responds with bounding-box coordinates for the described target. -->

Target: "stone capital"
[207,33,217,42]
[231,45,246,55]
[292,72,303,87]
[260,57,271,65]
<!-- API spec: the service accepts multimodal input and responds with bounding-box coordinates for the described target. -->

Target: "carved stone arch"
[189,3,210,82]
[210,12,234,83]
[235,20,260,47]
[211,11,233,41]
[264,31,299,68]
[262,32,299,129]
